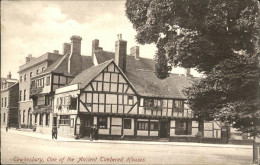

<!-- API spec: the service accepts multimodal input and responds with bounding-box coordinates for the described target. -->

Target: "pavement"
[3,127,252,149]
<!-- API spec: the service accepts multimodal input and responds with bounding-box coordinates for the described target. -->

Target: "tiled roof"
[69,60,113,88]
[125,70,194,99]
[69,58,195,99]
[95,50,155,71]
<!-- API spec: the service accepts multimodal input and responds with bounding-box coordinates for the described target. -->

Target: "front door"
[160,121,168,138]
[84,117,93,137]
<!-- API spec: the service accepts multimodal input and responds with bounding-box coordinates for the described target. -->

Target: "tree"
[126,0,260,135]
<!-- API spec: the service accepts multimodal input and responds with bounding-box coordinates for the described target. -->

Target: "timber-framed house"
[54,34,205,141]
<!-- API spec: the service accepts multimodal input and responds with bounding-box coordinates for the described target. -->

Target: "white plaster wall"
[170,128,175,136]
[112,117,122,125]
[150,131,158,136]
[137,130,148,136]
[111,126,122,135]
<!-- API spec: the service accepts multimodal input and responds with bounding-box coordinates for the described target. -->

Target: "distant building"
[1,72,19,127]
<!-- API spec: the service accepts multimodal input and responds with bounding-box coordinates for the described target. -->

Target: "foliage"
[126,0,260,135]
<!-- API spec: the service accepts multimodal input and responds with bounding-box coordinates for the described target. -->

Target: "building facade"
[29,36,94,134]
[18,52,62,128]
[1,72,19,127]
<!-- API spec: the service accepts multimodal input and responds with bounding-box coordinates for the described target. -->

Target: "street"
[1,130,252,165]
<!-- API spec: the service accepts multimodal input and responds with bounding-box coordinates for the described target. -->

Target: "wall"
[19,61,49,127]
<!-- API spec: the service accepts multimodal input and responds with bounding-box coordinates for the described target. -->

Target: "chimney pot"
[53,50,59,54]
[7,72,12,79]
[117,34,122,40]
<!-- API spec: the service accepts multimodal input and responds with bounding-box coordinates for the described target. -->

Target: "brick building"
[1,72,19,127]
[18,51,62,128]
[29,36,94,134]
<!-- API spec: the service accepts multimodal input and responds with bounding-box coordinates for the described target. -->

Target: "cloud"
[1,1,200,79]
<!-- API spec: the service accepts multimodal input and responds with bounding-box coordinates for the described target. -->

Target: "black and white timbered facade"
[54,60,200,141]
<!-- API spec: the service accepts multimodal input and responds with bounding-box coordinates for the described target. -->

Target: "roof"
[19,53,62,72]
[68,58,195,99]
[125,70,194,99]
[35,54,94,78]
[95,50,155,71]
[69,60,113,88]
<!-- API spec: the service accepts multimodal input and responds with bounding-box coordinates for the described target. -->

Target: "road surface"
[1,130,252,165]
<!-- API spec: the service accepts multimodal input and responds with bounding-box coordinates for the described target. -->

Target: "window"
[45,114,49,126]
[20,76,22,82]
[24,74,27,81]
[124,119,131,129]
[36,69,39,75]
[174,100,184,112]
[98,117,107,129]
[30,72,33,77]
[46,76,50,86]
[23,110,25,123]
[1,98,3,107]
[35,114,38,124]
[42,67,45,71]
[39,114,43,125]
[128,96,133,105]
[70,97,77,110]
[137,121,148,130]
[150,122,159,131]
[175,120,191,135]
[19,91,22,101]
[59,115,70,125]
[45,95,52,106]
[144,98,154,107]
[3,113,6,122]
[4,97,7,107]
[24,90,26,101]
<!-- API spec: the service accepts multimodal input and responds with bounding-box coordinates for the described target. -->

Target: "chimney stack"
[25,54,33,63]
[53,50,59,54]
[130,46,140,60]
[115,34,127,72]
[63,43,71,55]
[7,72,12,79]
[68,35,82,75]
[92,39,103,58]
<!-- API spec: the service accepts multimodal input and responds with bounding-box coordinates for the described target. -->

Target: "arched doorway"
[28,108,32,128]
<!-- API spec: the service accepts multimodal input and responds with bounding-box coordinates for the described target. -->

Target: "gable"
[84,62,135,95]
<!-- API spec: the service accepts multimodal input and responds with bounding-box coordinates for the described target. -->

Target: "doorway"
[83,116,93,137]
[160,120,168,138]
[53,117,57,126]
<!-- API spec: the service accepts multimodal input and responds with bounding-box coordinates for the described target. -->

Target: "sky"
[1,0,200,79]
